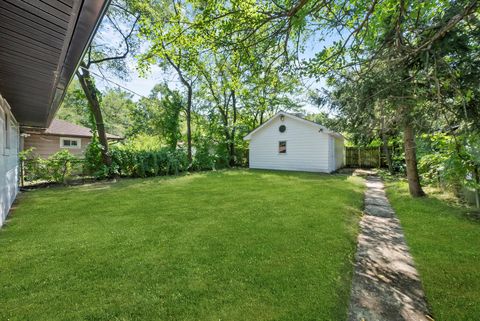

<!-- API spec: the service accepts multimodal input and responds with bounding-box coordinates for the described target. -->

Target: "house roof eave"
[0,0,111,129]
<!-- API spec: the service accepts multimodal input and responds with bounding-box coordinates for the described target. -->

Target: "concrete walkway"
[348,175,432,321]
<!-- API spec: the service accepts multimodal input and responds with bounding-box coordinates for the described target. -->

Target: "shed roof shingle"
[44,119,120,139]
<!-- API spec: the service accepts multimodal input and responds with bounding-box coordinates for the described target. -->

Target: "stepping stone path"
[348,175,432,321]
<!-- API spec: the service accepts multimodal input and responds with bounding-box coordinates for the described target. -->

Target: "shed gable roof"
[243,111,343,140]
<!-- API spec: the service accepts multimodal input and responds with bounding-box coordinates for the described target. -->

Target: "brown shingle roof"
[44,119,121,139]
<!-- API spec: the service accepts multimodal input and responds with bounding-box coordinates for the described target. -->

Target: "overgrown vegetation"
[417,131,480,207]
[21,135,237,184]
[20,149,82,184]
[84,136,225,179]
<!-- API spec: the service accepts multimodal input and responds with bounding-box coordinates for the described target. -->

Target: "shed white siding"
[0,94,19,227]
[248,115,332,172]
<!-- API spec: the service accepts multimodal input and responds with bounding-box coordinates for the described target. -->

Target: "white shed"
[243,111,345,173]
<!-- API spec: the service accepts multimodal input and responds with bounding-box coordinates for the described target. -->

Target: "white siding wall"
[328,136,334,172]
[248,116,332,172]
[0,94,19,227]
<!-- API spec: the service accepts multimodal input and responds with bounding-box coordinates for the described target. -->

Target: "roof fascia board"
[243,111,283,140]
[45,0,112,128]
[243,111,339,140]
[0,94,18,125]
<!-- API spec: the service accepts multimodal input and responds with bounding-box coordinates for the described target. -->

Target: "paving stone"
[348,176,431,321]
[364,195,390,207]
[365,204,395,217]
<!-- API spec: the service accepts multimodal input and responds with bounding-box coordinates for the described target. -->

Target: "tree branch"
[88,13,140,66]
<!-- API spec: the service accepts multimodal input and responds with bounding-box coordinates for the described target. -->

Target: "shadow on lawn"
[350,216,432,320]
[390,183,480,225]
[350,178,433,321]
[463,210,480,222]
[421,193,480,224]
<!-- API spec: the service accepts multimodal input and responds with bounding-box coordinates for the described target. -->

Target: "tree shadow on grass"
[389,183,480,225]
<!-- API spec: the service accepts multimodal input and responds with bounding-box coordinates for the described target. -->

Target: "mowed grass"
[386,181,480,320]
[0,170,364,321]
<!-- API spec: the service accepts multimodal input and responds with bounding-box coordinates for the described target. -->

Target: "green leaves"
[22,150,81,184]
[418,130,480,192]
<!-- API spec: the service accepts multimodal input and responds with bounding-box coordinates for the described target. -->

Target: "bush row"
[110,148,189,177]
[20,138,247,184]
[84,139,222,179]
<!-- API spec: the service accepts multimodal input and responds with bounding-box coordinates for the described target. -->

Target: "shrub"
[191,140,219,171]
[20,149,80,184]
[19,148,48,182]
[84,144,189,179]
[83,133,193,179]
[83,136,110,179]
[44,150,79,184]
[418,132,480,202]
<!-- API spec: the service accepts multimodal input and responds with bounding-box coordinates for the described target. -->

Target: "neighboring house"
[23,119,121,158]
[0,0,109,226]
[244,111,345,173]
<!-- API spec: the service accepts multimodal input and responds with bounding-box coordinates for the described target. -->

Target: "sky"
[89,15,337,114]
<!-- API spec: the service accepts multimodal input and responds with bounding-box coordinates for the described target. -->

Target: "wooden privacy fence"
[345,147,382,168]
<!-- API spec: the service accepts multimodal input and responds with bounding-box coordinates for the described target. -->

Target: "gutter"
[45,0,112,128]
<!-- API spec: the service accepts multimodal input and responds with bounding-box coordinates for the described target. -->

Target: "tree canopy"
[60,0,480,202]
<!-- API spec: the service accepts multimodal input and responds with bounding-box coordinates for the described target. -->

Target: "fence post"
[378,146,381,168]
[20,159,24,187]
[358,148,361,167]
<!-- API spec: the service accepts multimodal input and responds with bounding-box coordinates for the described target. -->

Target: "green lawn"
[386,181,480,321]
[0,170,363,321]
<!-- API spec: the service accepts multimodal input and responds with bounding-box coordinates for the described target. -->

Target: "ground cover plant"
[0,170,363,320]
[386,181,480,320]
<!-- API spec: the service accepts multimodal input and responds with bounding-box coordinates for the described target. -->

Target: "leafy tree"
[188,0,477,196]
[133,0,305,166]
[75,0,140,169]
[101,89,136,137]
[305,111,341,133]
[56,79,92,128]
[58,82,135,137]
[240,64,302,129]
[194,51,241,166]
[134,0,200,162]
[128,84,184,150]
[149,84,184,149]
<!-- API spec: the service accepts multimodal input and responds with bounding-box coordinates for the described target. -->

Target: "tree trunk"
[220,117,232,166]
[163,52,193,163]
[381,120,393,174]
[382,134,393,173]
[186,85,193,163]
[229,90,237,167]
[403,122,425,197]
[76,64,112,168]
[474,165,480,208]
